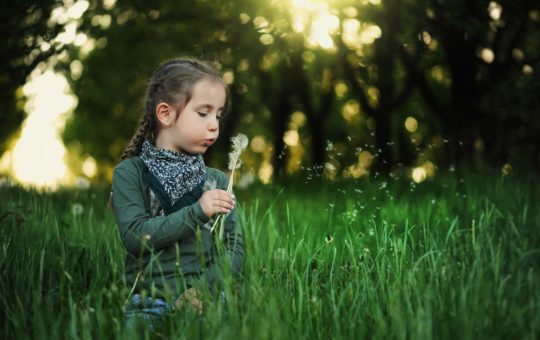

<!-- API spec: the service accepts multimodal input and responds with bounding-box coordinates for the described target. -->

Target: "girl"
[110,58,244,328]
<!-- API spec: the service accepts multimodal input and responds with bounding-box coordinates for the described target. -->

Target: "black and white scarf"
[140,140,206,206]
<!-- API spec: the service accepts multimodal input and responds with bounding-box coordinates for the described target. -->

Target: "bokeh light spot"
[481,48,495,63]
[260,34,274,45]
[488,2,502,20]
[291,111,307,128]
[223,71,234,84]
[259,162,273,183]
[284,130,300,146]
[405,117,418,132]
[251,136,266,153]
[82,157,97,177]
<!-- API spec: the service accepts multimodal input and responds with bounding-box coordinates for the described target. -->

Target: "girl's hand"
[199,189,235,218]
[175,287,203,316]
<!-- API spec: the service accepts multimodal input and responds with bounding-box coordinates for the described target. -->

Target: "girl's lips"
[205,139,215,145]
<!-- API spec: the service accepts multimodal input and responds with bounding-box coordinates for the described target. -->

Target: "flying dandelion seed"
[326,140,334,151]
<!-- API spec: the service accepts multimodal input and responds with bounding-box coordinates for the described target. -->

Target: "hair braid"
[119,113,153,161]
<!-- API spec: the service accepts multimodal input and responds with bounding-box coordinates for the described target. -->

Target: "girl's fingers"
[214,196,235,209]
[213,203,231,214]
[201,190,235,216]
[217,190,235,202]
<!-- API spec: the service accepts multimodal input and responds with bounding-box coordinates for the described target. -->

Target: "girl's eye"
[216,115,221,121]
[198,112,208,117]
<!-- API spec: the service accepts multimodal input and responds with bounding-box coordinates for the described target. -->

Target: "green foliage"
[58,0,540,181]
[1,169,539,339]
[0,1,65,155]
[4,1,540,177]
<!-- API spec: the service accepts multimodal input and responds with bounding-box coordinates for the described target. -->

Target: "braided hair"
[108,58,229,209]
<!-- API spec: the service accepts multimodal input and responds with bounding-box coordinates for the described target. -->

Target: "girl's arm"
[112,162,210,256]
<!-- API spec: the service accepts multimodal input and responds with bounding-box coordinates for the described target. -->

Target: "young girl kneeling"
[110,58,244,329]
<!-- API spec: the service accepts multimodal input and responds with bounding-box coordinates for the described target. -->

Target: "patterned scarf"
[140,140,206,206]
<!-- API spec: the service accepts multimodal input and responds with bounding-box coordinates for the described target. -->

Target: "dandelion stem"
[219,158,237,239]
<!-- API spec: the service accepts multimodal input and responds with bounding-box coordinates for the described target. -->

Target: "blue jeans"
[124,294,174,331]
[124,291,228,331]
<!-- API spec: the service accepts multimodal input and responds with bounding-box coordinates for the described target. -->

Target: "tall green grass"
[1,169,538,339]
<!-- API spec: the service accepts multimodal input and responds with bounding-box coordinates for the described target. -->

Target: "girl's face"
[158,78,226,155]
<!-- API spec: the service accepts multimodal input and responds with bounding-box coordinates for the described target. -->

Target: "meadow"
[1,168,538,339]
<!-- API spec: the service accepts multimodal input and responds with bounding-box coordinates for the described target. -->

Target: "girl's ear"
[155,102,176,127]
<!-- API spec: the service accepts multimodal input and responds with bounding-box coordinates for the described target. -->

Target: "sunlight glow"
[342,19,382,50]
[309,12,339,49]
[0,71,77,188]
[0,0,93,189]
[289,0,339,49]
[343,150,372,178]
[412,167,427,183]
[411,161,435,183]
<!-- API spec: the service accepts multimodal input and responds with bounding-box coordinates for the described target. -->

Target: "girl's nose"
[208,119,218,131]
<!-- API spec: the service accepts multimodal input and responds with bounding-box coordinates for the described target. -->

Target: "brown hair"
[108,57,230,209]
[119,57,229,161]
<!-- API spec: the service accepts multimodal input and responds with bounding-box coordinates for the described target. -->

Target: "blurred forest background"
[1,0,539,186]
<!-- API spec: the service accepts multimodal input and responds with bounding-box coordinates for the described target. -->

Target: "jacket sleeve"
[112,161,210,256]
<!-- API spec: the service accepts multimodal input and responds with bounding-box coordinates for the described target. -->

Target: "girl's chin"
[181,145,208,155]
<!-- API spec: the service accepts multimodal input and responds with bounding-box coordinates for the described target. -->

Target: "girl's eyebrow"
[196,104,224,112]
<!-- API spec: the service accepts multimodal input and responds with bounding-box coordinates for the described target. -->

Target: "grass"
[1,168,539,339]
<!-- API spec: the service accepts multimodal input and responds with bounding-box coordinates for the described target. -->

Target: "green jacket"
[112,156,243,298]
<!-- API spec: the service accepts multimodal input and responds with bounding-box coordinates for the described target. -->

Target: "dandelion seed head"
[228,134,249,170]
[71,203,84,216]
[274,248,287,260]
[231,134,249,152]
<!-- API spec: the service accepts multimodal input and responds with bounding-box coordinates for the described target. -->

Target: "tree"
[63,0,540,182]
[0,1,65,155]
[403,0,540,167]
